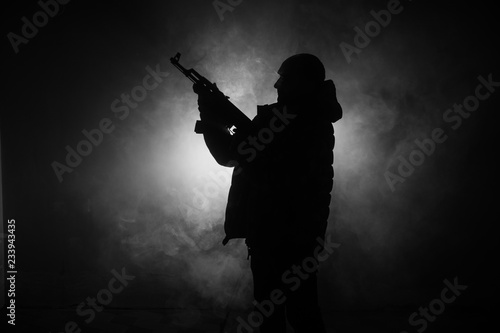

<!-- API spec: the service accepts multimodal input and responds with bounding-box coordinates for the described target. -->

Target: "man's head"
[274,53,325,104]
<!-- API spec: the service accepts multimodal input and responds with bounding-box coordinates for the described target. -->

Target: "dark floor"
[7,267,495,333]
[13,305,493,333]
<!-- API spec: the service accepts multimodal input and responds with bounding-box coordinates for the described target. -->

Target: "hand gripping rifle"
[170,52,251,134]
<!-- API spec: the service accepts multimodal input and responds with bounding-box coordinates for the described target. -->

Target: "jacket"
[200,79,342,249]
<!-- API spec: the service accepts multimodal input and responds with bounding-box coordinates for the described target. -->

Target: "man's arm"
[199,117,235,167]
[194,85,242,167]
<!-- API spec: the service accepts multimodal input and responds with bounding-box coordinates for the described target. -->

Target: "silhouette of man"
[194,54,342,333]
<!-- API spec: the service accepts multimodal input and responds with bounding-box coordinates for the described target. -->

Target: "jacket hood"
[316,79,343,123]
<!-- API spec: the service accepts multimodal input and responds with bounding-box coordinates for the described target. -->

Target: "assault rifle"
[170,52,251,134]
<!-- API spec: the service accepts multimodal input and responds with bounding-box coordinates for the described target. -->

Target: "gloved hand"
[193,83,216,112]
[193,83,224,123]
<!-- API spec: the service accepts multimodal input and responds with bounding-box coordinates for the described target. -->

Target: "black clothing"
[217,79,342,248]
[199,78,342,332]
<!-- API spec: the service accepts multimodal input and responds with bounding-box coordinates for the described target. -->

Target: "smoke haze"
[3,0,499,331]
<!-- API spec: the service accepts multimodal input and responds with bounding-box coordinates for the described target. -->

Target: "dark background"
[2,0,499,332]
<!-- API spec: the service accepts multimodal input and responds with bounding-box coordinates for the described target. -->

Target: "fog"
[3,0,498,331]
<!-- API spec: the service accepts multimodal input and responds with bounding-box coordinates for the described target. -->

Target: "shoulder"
[256,103,280,117]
